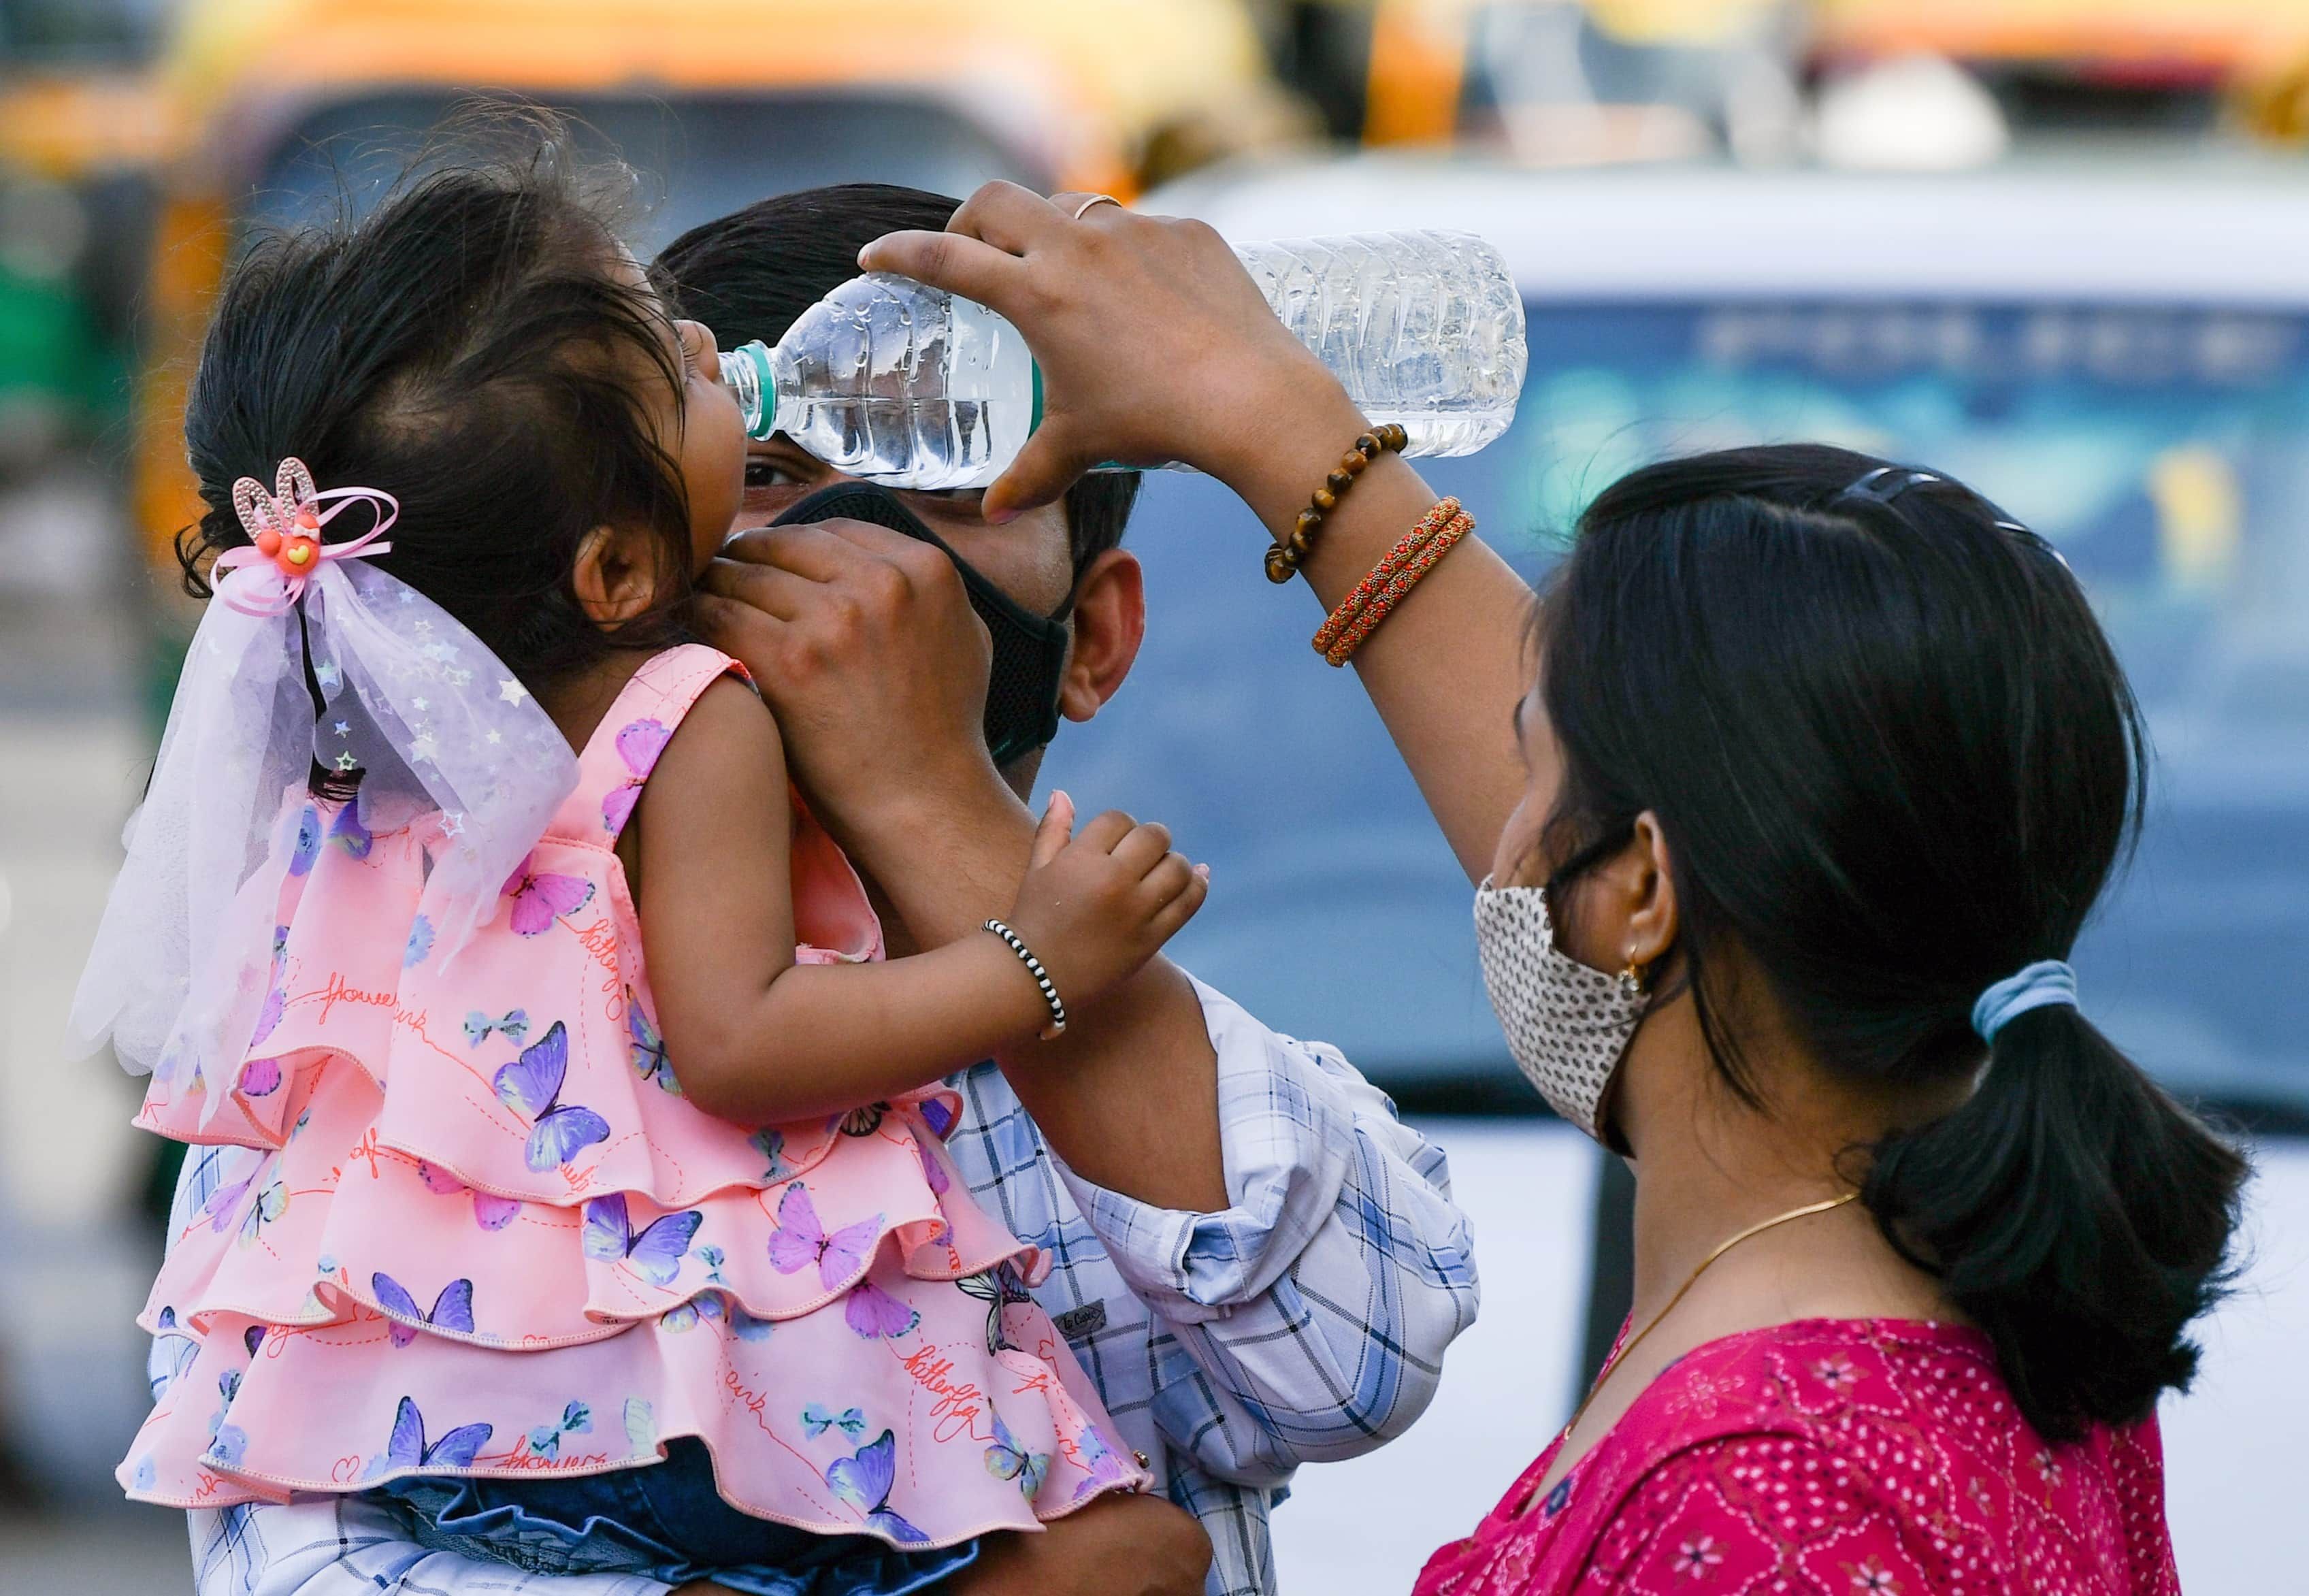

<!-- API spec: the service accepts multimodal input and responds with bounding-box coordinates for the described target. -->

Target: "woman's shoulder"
[1576,1318,2175,1595]
[1650,1315,2005,1430]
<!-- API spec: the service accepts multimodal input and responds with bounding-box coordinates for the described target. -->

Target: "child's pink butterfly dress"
[122,644,1147,1546]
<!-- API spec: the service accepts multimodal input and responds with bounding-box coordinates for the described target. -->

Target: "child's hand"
[1004,791,1209,1016]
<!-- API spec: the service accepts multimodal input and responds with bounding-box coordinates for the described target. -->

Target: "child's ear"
[572,523,666,626]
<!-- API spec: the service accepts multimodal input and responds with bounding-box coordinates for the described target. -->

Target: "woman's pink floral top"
[1415,1318,2178,1596]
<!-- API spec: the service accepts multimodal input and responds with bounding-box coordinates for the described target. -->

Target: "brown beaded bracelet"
[1264,423,1409,584]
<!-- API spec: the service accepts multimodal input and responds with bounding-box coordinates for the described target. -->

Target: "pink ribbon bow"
[211,457,398,617]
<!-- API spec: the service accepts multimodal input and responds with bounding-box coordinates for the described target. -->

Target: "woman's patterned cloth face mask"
[1471,878,1651,1141]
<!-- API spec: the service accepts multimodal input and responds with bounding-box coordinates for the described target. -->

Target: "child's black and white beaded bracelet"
[983,918,1068,1040]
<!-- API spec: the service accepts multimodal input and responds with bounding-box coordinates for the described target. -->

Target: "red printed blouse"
[1413,1318,2179,1596]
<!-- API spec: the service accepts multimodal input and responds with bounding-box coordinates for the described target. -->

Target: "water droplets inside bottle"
[723,230,1524,491]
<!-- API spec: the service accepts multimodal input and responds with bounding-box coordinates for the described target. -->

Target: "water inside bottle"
[724,234,1522,491]
[780,397,1004,492]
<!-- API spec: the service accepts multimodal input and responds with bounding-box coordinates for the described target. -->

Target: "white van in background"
[1043,151,2309,1593]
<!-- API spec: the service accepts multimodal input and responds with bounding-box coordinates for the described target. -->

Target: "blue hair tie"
[1971,960,2079,1043]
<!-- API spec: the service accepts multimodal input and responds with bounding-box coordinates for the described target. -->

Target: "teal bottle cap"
[723,340,776,440]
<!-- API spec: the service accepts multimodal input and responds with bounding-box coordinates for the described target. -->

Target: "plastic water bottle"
[718,230,1527,491]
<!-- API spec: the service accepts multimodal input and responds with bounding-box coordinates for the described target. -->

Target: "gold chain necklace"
[1562,1190,1860,1440]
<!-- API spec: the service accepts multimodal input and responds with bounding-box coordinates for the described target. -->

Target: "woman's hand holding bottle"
[1001,790,1209,1020]
[867,181,1534,881]
[858,182,1368,526]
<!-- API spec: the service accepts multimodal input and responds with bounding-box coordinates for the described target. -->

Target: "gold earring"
[1619,956,1650,999]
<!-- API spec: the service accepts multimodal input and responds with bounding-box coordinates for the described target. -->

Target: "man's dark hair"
[653,183,1140,570]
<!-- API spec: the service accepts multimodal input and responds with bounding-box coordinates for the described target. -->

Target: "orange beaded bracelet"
[1311,498,1474,667]
[1265,423,1410,585]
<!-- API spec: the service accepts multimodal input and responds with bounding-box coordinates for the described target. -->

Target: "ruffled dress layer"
[123,645,1148,1549]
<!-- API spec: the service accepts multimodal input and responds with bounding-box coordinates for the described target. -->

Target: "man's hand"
[703,505,1226,1215]
[945,1494,1212,1596]
[698,518,1013,885]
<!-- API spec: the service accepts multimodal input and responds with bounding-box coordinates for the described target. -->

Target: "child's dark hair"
[1540,442,2246,1442]
[652,182,1141,570]
[179,113,695,685]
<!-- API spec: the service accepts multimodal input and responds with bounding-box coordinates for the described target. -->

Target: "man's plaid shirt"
[156,979,1479,1596]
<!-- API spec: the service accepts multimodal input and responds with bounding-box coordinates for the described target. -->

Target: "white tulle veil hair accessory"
[68,458,579,1124]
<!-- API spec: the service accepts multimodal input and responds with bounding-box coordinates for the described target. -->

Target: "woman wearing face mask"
[864,186,2246,1595]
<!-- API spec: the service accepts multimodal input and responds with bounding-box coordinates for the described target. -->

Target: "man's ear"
[572,523,666,627]
[1058,549,1146,722]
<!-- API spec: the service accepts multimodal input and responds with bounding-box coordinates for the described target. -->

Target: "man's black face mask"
[768,481,1071,768]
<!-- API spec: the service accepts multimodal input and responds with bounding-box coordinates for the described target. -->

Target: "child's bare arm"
[633,679,1206,1125]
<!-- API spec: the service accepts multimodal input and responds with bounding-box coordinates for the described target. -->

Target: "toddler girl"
[73,135,1199,1594]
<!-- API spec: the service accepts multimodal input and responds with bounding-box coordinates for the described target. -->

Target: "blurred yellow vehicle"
[129,0,1279,630]
[1813,0,2309,82]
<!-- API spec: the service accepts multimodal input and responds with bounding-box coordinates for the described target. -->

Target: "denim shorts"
[371,1438,979,1596]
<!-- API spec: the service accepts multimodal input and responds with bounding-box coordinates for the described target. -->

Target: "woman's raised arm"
[860,182,1532,881]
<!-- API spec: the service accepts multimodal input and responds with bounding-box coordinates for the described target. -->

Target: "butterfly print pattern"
[626,992,678,1094]
[766,1184,882,1291]
[286,806,322,877]
[825,1429,928,1544]
[750,1128,792,1182]
[804,1404,865,1440]
[122,647,1151,1535]
[835,1103,887,1138]
[464,1009,529,1048]
[600,719,673,834]
[580,1192,701,1287]
[500,857,595,937]
[956,1264,1035,1356]
[416,1161,519,1231]
[527,1400,593,1459]
[373,1396,491,1477]
[370,1275,476,1348]
[622,1397,657,1458]
[236,1177,288,1249]
[842,1282,919,1341]
[1070,1424,1132,1505]
[327,804,372,861]
[727,1301,776,1342]
[984,1407,1051,1501]
[203,1167,256,1235]
[491,1022,610,1172]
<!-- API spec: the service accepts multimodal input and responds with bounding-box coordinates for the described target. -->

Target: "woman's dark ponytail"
[1541,442,2250,1449]
[1863,1005,2246,1441]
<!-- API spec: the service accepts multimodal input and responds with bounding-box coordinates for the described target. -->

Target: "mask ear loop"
[1542,818,1660,1005]
[1047,572,1083,626]
[1539,817,1637,916]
